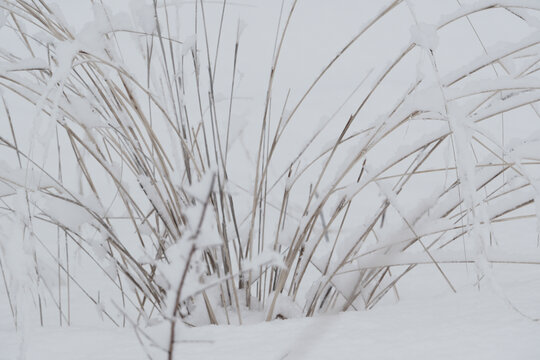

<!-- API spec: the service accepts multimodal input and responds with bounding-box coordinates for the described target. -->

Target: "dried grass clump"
[1,1,540,353]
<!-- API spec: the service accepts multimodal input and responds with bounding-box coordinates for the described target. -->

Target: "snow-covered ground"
[2,270,540,360]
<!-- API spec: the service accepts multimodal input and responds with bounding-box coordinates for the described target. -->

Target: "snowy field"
[2,284,540,360]
[1,0,540,359]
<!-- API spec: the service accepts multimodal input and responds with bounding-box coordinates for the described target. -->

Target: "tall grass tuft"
[1,0,540,355]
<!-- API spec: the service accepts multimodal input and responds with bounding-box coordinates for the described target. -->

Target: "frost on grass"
[410,23,438,51]
[0,3,540,359]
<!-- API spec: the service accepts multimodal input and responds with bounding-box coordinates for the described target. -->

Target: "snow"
[130,0,156,34]
[2,284,540,359]
[441,32,540,87]
[0,8,6,29]
[410,23,439,51]
[182,35,197,56]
